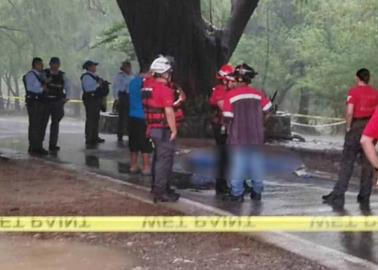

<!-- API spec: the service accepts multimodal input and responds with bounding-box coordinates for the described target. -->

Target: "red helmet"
[216,64,235,80]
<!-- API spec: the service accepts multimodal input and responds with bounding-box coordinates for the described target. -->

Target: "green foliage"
[1,0,378,120]
[232,0,378,117]
[0,0,130,101]
[92,22,135,60]
[200,0,231,28]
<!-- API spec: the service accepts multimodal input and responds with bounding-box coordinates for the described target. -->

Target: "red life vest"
[142,77,184,129]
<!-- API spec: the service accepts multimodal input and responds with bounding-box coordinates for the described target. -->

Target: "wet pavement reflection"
[0,118,377,266]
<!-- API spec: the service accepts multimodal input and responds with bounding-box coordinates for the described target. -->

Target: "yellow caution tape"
[0,216,377,232]
[290,113,344,121]
[291,120,346,128]
[1,96,113,104]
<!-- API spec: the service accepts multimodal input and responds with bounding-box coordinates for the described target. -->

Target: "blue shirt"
[129,76,145,119]
[112,71,134,99]
[81,72,98,93]
[25,69,44,94]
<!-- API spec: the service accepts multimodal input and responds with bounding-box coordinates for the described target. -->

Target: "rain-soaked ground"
[0,235,135,270]
[0,116,378,266]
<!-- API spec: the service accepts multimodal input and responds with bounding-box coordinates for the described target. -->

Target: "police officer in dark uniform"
[81,60,109,149]
[23,57,48,156]
[42,57,71,153]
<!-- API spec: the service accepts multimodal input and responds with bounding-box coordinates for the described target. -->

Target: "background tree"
[116,0,260,96]
[0,0,128,114]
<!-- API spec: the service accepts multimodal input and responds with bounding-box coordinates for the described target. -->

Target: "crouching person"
[222,64,272,202]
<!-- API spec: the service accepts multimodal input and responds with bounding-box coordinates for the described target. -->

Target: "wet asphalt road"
[0,116,377,267]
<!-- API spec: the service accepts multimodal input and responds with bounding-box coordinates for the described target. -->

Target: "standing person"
[360,108,378,207]
[81,60,109,149]
[128,67,153,174]
[113,61,134,143]
[222,63,272,202]
[41,57,71,153]
[23,57,49,156]
[209,64,234,195]
[142,56,181,203]
[323,68,378,209]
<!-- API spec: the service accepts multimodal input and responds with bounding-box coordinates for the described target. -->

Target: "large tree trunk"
[116,0,259,95]
[0,75,4,111]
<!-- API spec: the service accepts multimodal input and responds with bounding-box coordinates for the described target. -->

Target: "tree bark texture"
[116,0,259,95]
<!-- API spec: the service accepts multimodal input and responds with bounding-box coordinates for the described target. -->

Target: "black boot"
[322,192,345,208]
[357,195,370,211]
[250,189,262,201]
[96,137,105,143]
[222,193,244,202]
[153,193,180,203]
[215,178,229,196]
[49,145,60,152]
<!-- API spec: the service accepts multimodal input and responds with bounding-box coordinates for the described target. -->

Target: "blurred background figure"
[23,57,49,156]
[81,60,109,149]
[209,64,234,196]
[42,57,71,153]
[128,67,153,175]
[112,60,134,143]
[223,63,272,202]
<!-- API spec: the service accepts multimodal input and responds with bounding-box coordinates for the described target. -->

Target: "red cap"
[216,64,235,80]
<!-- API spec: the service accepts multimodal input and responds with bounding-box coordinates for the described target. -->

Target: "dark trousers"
[117,93,129,140]
[150,128,175,196]
[42,99,65,147]
[128,117,153,153]
[83,97,102,144]
[27,99,48,150]
[212,124,228,192]
[333,119,374,198]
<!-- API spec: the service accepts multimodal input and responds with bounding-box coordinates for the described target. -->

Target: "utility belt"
[353,116,371,122]
[44,94,66,102]
[25,91,45,102]
[351,117,371,130]
[82,91,101,100]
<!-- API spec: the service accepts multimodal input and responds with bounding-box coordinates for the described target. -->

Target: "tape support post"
[0,216,378,232]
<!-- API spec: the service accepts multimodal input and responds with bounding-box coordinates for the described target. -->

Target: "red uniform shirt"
[223,86,272,145]
[363,108,378,139]
[209,84,227,125]
[347,85,378,119]
[210,84,227,106]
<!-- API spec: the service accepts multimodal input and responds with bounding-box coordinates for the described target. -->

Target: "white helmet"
[150,56,172,74]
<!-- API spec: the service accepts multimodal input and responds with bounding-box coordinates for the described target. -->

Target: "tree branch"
[221,0,260,61]
[0,25,25,32]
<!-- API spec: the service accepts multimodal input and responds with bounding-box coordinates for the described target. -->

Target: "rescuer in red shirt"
[142,56,182,203]
[360,108,378,205]
[209,64,235,195]
[323,68,378,209]
[222,63,272,202]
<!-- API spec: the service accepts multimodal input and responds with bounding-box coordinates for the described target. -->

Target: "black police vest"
[45,69,65,98]
[80,73,109,98]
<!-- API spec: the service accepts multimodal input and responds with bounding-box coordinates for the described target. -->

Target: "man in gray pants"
[142,56,180,203]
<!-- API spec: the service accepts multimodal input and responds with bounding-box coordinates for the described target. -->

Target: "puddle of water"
[0,235,136,270]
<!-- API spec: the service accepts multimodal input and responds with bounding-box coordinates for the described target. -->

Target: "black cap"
[82,60,98,70]
[49,57,60,65]
[232,63,258,83]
